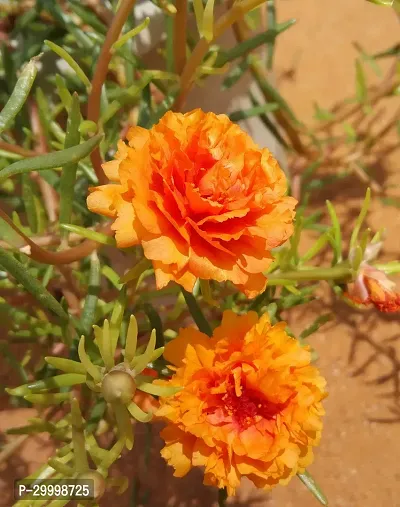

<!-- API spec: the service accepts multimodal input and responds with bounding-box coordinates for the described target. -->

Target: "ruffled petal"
[87,184,124,217]
[164,327,212,367]
[153,260,197,292]
[112,201,141,248]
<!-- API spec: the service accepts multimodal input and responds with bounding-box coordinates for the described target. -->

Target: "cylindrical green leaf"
[21,173,39,234]
[127,402,153,423]
[222,59,249,90]
[101,319,115,371]
[124,315,138,364]
[45,499,69,507]
[0,342,29,383]
[109,287,127,362]
[78,336,102,383]
[301,231,331,263]
[120,258,152,283]
[141,303,165,349]
[181,288,213,337]
[45,356,86,375]
[0,133,103,184]
[297,471,328,506]
[35,87,52,144]
[350,187,371,250]
[373,260,400,275]
[44,40,91,90]
[249,92,289,149]
[355,58,367,103]
[299,314,333,340]
[136,380,181,397]
[217,19,295,67]
[202,0,216,41]
[68,0,107,34]
[97,437,125,473]
[6,373,86,397]
[112,17,151,51]
[0,57,39,134]
[193,0,205,36]
[24,393,71,405]
[131,329,156,373]
[82,251,101,336]
[113,402,134,449]
[47,458,75,477]
[366,0,393,6]
[0,248,69,321]
[55,74,72,110]
[229,103,279,122]
[60,224,116,246]
[71,398,90,473]
[148,347,164,364]
[248,54,300,124]
[326,200,342,264]
[59,93,81,238]
[28,374,86,392]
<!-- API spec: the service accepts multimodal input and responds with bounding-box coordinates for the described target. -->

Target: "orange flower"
[155,311,327,495]
[87,110,296,297]
[346,264,400,312]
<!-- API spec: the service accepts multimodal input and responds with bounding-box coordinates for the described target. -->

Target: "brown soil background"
[1,1,400,506]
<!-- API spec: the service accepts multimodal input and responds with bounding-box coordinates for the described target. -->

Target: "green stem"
[87,0,138,184]
[250,264,353,312]
[218,487,228,506]
[140,302,165,349]
[181,288,213,337]
[71,400,89,473]
[267,264,352,282]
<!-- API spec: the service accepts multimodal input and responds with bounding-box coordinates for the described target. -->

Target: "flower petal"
[153,260,196,292]
[164,327,212,367]
[112,201,142,248]
[87,184,124,218]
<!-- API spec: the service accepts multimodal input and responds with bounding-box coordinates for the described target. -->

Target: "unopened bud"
[102,369,136,405]
[77,470,106,500]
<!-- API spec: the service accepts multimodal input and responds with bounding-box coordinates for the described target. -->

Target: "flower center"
[222,385,288,430]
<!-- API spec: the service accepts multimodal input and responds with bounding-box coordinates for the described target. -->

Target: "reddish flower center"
[221,382,289,430]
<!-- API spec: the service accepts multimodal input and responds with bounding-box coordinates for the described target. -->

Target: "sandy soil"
[1,1,400,506]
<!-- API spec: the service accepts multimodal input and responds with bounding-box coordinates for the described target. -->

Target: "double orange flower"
[87,110,296,297]
[156,311,327,494]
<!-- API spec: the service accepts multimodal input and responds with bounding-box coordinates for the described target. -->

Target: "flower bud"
[102,369,136,405]
[77,470,106,500]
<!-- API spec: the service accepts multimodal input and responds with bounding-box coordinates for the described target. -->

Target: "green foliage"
[0,1,399,506]
[298,470,329,506]
[366,0,393,5]
[0,57,39,133]
[0,134,103,184]
[0,248,69,321]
